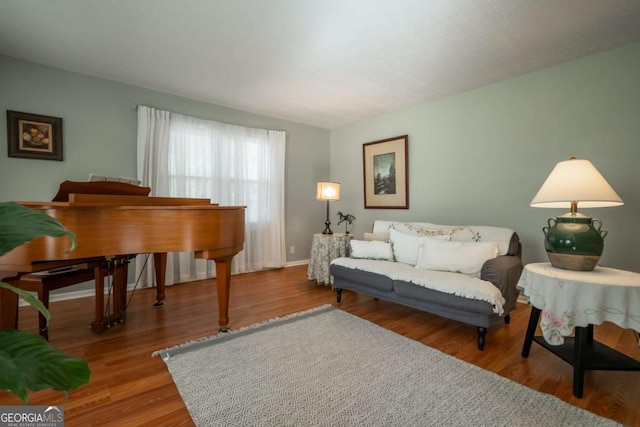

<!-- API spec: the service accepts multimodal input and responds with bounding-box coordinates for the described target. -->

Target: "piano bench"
[19,268,96,340]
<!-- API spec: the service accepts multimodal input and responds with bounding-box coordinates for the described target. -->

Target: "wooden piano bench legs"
[18,268,96,340]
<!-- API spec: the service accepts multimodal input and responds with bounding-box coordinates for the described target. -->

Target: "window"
[137,106,286,286]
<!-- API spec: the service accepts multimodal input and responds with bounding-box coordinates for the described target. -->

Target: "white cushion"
[415,239,499,276]
[363,232,390,242]
[350,240,394,261]
[389,228,450,266]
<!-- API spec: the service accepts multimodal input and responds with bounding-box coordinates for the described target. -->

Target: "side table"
[518,262,640,398]
[307,233,351,286]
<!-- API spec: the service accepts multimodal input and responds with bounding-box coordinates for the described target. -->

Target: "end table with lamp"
[309,181,351,285]
[518,263,640,398]
[521,156,638,397]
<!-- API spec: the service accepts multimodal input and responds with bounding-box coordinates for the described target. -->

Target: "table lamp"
[317,181,340,234]
[530,157,623,271]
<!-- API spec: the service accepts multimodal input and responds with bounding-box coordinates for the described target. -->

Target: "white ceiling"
[2,1,640,129]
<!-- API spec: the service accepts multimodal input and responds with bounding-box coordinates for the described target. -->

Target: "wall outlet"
[290,246,295,254]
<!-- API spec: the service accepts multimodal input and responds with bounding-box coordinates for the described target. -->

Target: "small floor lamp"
[530,157,623,271]
[317,181,340,234]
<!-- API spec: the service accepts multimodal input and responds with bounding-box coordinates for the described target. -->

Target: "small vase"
[542,212,607,271]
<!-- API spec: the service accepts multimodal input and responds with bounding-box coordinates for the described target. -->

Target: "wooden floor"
[2,264,639,426]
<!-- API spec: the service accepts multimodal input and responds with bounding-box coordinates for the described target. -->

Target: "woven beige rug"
[155,305,620,427]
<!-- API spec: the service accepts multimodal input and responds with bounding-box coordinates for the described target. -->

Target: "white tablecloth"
[517,263,640,345]
[307,233,351,285]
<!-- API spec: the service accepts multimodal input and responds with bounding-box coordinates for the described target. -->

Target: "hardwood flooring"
[2,264,639,426]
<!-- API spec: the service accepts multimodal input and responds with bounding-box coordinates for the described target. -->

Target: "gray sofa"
[329,221,523,350]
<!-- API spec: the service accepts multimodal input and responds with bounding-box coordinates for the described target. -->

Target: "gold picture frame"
[363,135,408,209]
[7,110,63,161]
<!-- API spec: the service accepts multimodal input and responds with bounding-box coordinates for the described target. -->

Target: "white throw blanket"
[331,258,506,315]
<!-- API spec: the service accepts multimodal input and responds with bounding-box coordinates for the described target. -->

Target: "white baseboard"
[285,259,309,267]
[517,293,528,304]
[18,284,139,306]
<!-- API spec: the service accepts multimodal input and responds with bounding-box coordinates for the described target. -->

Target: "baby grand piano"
[0,181,245,333]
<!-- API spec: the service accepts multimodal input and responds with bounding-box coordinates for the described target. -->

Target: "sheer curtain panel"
[135,106,286,288]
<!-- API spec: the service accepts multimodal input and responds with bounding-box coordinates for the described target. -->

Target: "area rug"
[154,305,620,427]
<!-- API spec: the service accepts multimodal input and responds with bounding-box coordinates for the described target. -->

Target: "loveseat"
[329,221,523,350]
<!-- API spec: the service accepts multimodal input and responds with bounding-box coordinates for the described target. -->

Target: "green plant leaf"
[0,282,51,328]
[0,201,88,403]
[0,330,91,403]
[0,202,76,256]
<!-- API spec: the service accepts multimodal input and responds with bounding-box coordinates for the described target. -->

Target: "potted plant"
[0,202,91,403]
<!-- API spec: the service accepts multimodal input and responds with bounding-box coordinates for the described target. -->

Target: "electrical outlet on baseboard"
[290,246,295,254]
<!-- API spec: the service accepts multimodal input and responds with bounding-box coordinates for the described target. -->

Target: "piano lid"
[52,180,151,202]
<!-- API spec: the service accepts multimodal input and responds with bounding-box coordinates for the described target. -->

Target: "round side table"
[307,233,351,286]
[518,262,640,398]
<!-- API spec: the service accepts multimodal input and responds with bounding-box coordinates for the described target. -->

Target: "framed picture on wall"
[6,110,63,161]
[363,135,408,209]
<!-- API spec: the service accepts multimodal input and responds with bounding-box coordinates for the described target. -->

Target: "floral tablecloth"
[517,263,640,345]
[307,233,351,286]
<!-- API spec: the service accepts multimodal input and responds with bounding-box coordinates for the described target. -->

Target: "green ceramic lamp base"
[546,252,600,271]
[543,212,607,272]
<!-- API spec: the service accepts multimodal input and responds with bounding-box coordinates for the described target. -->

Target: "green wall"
[3,39,640,273]
[330,40,640,271]
[0,55,330,264]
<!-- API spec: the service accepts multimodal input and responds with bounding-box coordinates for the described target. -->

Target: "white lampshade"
[317,182,340,201]
[530,158,623,209]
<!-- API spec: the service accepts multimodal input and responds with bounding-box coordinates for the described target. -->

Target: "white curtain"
[135,106,286,287]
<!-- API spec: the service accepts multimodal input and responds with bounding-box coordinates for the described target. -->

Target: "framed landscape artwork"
[363,135,408,209]
[7,110,63,161]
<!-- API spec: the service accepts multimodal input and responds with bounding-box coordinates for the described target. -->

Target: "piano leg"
[149,251,234,332]
[92,264,106,332]
[153,252,167,306]
[214,255,234,332]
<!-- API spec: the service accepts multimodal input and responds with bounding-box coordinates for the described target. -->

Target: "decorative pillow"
[363,232,390,242]
[350,240,394,261]
[389,229,450,266]
[415,239,499,276]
